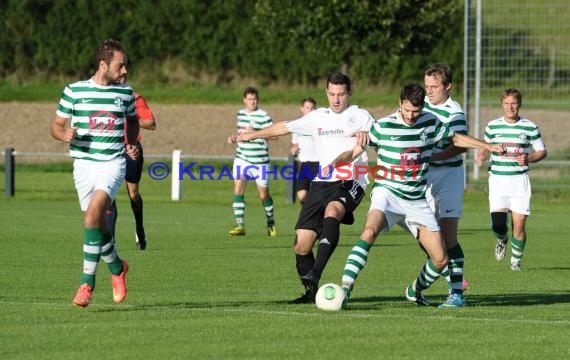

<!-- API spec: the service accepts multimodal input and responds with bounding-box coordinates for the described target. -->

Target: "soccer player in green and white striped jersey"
[227,87,276,237]
[338,83,504,309]
[476,89,547,271]
[50,39,139,307]
[424,64,470,298]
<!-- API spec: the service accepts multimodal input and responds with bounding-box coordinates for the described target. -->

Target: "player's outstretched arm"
[475,149,489,167]
[452,133,505,154]
[237,121,290,142]
[327,144,367,169]
[430,143,466,162]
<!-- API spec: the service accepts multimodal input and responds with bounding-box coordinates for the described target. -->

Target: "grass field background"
[1,161,569,359]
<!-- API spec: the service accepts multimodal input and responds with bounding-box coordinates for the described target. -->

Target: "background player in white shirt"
[290,97,318,203]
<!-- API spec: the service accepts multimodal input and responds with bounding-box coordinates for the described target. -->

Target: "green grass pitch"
[1,162,569,359]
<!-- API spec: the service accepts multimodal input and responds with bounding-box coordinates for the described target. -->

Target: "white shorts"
[370,186,440,236]
[426,166,464,219]
[73,157,126,211]
[488,173,531,215]
[232,158,270,188]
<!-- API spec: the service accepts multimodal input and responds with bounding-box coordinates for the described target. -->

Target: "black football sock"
[312,217,341,279]
[296,252,315,278]
[131,194,145,239]
[106,200,118,239]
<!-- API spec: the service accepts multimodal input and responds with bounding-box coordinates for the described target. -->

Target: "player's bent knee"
[360,227,378,243]
[432,255,449,269]
[293,235,313,255]
[491,212,508,234]
[293,243,313,255]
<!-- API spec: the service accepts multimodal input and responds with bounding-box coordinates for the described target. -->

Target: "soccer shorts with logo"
[295,180,365,233]
[488,173,531,215]
[232,158,271,188]
[370,186,440,237]
[426,166,464,219]
[73,157,126,211]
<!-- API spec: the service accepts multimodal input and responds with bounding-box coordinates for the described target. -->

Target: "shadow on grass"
[90,291,570,313]
[342,291,570,310]
[458,227,492,236]
[92,300,268,313]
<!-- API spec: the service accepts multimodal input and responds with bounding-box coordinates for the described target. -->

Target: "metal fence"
[464,0,570,179]
[466,0,570,109]
[3,149,570,198]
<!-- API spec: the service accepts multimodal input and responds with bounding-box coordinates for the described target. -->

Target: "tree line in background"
[0,0,463,86]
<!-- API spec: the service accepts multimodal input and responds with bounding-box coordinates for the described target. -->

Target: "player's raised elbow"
[140,119,156,130]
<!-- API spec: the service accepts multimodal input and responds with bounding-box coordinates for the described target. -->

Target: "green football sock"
[414,259,443,292]
[262,197,274,226]
[342,239,372,289]
[80,228,103,289]
[233,195,245,226]
[510,236,526,263]
[101,231,122,275]
[447,244,465,295]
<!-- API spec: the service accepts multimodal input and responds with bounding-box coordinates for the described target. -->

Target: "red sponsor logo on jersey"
[88,111,118,132]
[501,142,523,159]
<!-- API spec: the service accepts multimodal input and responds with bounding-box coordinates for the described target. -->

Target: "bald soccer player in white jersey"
[50,39,139,308]
[238,72,373,304]
[476,88,547,271]
[290,97,318,203]
[227,86,277,237]
[337,83,504,309]
[423,63,470,297]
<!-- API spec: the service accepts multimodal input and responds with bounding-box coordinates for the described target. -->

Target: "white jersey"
[286,105,374,188]
[291,133,319,162]
[483,116,546,176]
[56,78,136,161]
[424,96,467,168]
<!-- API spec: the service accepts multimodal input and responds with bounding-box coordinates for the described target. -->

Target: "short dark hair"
[501,88,522,105]
[400,82,426,108]
[424,63,453,86]
[94,39,127,69]
[326,72,351,93]
[243,86,259,99]
[301,97,316,107]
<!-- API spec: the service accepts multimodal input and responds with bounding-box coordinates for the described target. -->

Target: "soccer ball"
[315,283,346,311]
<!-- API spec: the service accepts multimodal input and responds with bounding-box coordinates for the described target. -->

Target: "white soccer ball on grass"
[315,283,346,311]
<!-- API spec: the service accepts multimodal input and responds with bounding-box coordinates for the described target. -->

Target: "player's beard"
[104,70,123,85]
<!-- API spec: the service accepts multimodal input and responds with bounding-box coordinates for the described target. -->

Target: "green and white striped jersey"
[424,96,467,168]
[56,79,136,161]
[369,110,451,200]
[483,117,546,176]
[235,108,273,164]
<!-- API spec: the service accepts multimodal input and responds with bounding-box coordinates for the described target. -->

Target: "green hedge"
[0,0,463,86]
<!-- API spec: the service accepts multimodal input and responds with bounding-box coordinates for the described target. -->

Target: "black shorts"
[295,161,319,192]
[295,180,365,233]
[125,142,144,183]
